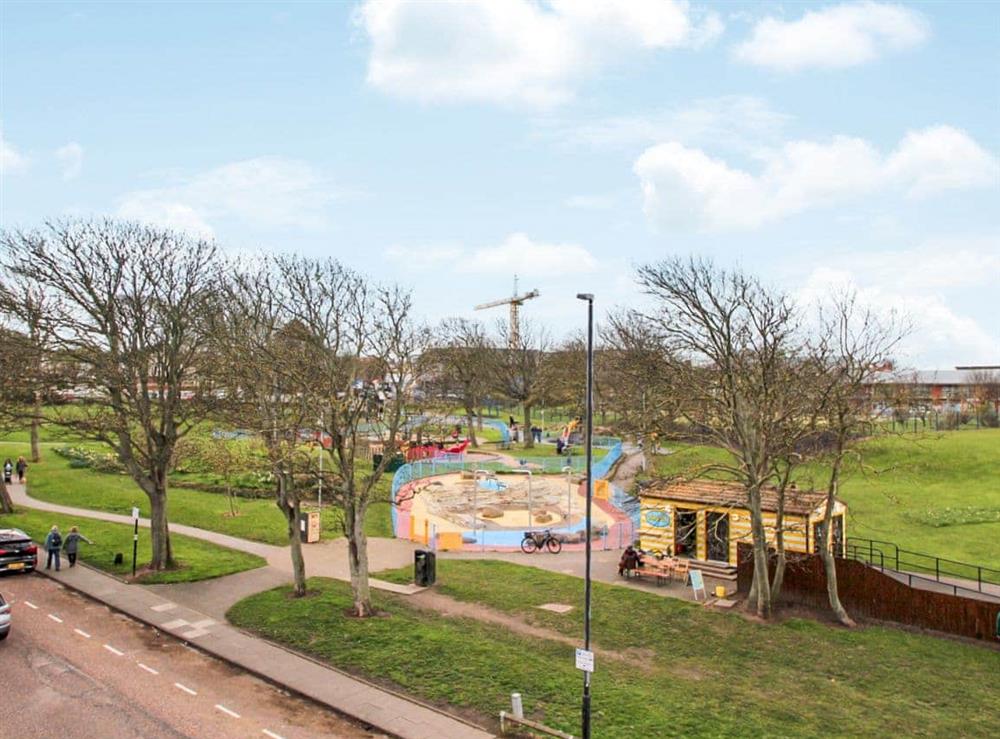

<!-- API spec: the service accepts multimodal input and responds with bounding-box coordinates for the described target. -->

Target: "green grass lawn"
[0,441,392,546]
[0,507,265,583]
[652,430,1000,570]
[232,561,1000,738]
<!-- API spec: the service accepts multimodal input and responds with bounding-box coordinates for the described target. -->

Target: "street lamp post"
[576,292,595,739]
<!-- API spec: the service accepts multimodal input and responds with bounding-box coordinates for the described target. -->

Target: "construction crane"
[474,276,540,349]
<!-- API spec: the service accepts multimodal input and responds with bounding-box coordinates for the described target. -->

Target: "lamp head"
[576,293,594,301]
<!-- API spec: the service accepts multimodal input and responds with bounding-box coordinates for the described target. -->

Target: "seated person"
[618,545,642,576]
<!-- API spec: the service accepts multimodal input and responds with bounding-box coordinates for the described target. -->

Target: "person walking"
[63,526,93,567]
[44,525,63,571]
[2,458,12,484]
[15,456,27,483]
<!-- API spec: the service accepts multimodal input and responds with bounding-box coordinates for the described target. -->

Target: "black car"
[0,528,37,575]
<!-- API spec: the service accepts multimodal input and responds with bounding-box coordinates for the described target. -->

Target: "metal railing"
[844,537,1000,596]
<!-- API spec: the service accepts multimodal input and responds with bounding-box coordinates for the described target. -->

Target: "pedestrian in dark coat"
[15,456,27,483]
[63,526,93,567]
[2,459,12,484]
[44,525,63,571]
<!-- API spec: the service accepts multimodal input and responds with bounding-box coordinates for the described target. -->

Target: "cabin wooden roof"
[641,479,832,516]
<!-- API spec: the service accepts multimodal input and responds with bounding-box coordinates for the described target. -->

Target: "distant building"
[865,365,999,414]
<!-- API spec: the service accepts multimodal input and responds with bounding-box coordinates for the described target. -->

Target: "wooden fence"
[737,544,1000,642]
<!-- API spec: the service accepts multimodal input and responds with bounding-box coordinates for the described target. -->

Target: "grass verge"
[1,441,392,545]
[233,562,1000,738]
[1,506,266,583]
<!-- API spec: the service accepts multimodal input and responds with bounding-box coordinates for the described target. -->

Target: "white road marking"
[47,613,63,623]
[215,704,241,718]
[138,663,159,675]
[23,601,38,609]
[103,644,125,656]
[262,730,286,739]
[74,628,92,638]
[174,682,197,696]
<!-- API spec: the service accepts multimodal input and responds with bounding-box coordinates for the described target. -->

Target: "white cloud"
[734,1,929,71]
[543,95,790,151]
[55,142,84,181]
[1,131,28,173]
[356,0,722,107]
[116,157,337,238]
[886,126,1000,197]
[389,233,599,276]
[795,257,998,366]
[634,125,998,231]
[458,232,599,276]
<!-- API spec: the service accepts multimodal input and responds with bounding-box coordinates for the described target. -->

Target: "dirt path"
[609,449,644,493]
[406,588,656,672]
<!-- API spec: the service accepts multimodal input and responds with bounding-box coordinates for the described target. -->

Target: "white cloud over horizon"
[387,232,600,277]
[356,0,723,107]
[1,132,28,174]
[734,1,930,71]
[634,125,999,231]
[55,142,84,181]
[116,156,338,238]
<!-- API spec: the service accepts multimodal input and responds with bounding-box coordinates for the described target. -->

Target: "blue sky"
[2,1,998,367]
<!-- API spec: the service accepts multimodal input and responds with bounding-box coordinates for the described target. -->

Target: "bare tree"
[278,257,423,617]
[808,295,905,626]
[0,220,219,571]
[0,276,61,462]
[211,263,321,596]
[425,318,492,448]
[603,311,681,469]
[637,258,809,619]
[490,320,550,449]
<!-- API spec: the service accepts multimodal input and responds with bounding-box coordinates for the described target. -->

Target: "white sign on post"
[575,648,595,673]
[690,569,707,600]
[132,506,140,520]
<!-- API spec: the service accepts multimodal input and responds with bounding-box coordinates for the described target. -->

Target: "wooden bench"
[633,563,673,586]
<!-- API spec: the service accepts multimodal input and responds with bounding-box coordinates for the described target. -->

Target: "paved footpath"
[7,480,492,738]
[40,564,494,739]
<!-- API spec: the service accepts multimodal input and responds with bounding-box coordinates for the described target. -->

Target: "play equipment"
[559,417,582,445]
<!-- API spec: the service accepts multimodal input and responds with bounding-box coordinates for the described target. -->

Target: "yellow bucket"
[715,585,727,598]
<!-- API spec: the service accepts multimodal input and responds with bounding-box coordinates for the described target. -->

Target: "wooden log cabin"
[639,480,847,577]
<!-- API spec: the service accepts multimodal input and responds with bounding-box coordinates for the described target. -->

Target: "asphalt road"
[0,574,381,739]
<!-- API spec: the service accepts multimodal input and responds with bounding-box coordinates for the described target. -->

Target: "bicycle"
[521,529,562,554]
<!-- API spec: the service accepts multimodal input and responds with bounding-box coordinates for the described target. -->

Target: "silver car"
[0,592,10,640]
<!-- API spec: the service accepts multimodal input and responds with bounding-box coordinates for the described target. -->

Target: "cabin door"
[674,509,698,557]
[706,512,729,562]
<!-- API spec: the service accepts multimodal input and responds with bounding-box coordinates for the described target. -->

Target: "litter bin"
[414,549,436,587]
[298,510,320,543]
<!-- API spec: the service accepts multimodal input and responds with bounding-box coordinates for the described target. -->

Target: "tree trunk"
[147,488,174,570]
[747,487,772,619]
[282,485,307,597]
[770,500,787,602]
[522,404,534,448]
[820,545,854,627]
[821,457,855,627]
[466,409,479,449]
[345,503,374,617]
[0,477,13,514]
[30,396,41,463]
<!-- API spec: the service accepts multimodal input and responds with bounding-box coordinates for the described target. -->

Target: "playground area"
[396,468,634,551]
